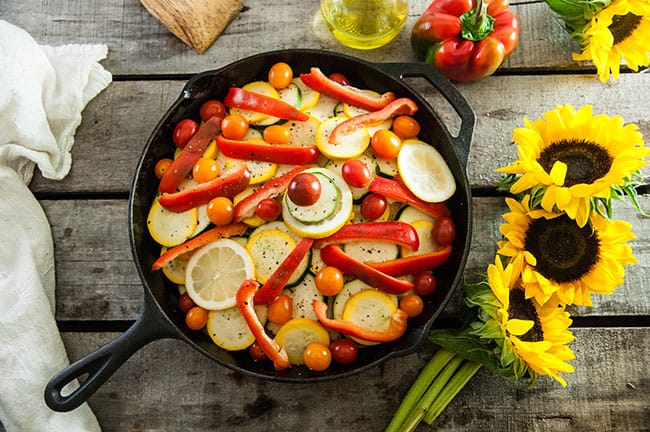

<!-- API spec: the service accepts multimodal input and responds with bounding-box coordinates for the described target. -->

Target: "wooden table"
[3,1,649,430]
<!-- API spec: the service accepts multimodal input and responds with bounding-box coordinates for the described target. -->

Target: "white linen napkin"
[0,20,111,432]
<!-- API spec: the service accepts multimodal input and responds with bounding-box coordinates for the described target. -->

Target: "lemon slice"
[147,196,198,247]
[342,289,398,346]
[274,318,330,365]
[316,116,370,159]
[185,239,255,310]
[207,305,267,351]
[230,81,279,124]
[400,219,436,257]
[397,139,456,203]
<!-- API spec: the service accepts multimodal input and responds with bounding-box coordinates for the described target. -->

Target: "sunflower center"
[538,139,613,186]
[609,13,642,45]
[508,288,543,343]
[524,214,600,283]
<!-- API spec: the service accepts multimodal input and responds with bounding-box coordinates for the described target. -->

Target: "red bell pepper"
[328,98,418,144]
[312,300,408,343]
[411,0,520,82]
[320,245,414,295]
[158,116,222,194]
[217,135,320,165]
[236,279,291,370]
[151,224,248,271]
[233,166,309,222]
[313,221,419,252]
[366,245,453,277]
[368,176,451,218]
[158,164,250,212]
[224,87,308,122]
[254,238,314,305]
[299,67,396,112]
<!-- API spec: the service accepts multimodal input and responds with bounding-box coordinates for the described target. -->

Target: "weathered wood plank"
[44,196,650,321]
[29,73,650,194]
[2,1,591,75]
[60,327,649,431]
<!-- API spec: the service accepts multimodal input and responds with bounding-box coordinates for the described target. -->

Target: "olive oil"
[320,0,408,50]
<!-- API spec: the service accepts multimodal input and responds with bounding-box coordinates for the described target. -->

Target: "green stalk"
[385,349,455,432]
[423,361,483,424]
[398,354,464,432]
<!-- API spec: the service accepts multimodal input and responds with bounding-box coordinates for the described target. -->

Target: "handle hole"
[60,376,85,397]
[404,77,462,138]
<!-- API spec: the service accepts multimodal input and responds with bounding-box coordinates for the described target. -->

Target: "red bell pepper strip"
[158,116,223,194]
[312,300,408,343]
[366,246,453,277]
[237,279,291,371]
[328,98,418,144]
[254,238,315,305]
[320,245,414,295]
[368,176,451,217]
[313,221,419,252]
[224,87,308,122]
[217,135,320,165]
[299,67,396,112]
[158,164,251,212]
[233,166,309,222]
[151,224,248,271]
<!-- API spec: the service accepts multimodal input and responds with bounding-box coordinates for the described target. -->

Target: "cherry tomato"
[400,294,424,318]
[329,338,358,364]
[256,198,282,221]
[178,292,196,313]
[267,294,293,325]
[263,124,290,144]
[221,114,249,140]
[392,115,421,139]
[200,100,226,122]
[314,266,344,296]
[206,196,234,226]
[192,158,220,183]
[287,172,322,206]
[341,159,372,188]
[173,119,199,148]
[328,72,350,86]
[185,306,208,330]
[248,342,267,362]
[303,343,332,371]
[268,62,293,89]
[155,158,173,179]
[414,271,437,296]
[433,216,456,247]
[371,129,402,160]
[360,193,388,221]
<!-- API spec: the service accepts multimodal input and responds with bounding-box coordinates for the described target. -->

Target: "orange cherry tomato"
[314,266,344,296]
[185,306,208,330]
[268,62,293,89]
[392,115,421,139]
[206,196,234,226]
[303,343,332,371]
[221,114,249,140]
[400,294,424,318]
[192,158,220,183]
[371,129,402,160]
[267,294,293,325]
[263,124,291,144]
[154,158,173,179]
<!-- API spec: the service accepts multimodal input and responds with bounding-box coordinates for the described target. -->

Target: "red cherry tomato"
[392,115,421,139]
[329,338,358,364]
[267,294,293,325]
[248,342,267,362]
[433,216,456,247]
[360,193,388,220]
[287,172,322,206]
[256,198,282,221]
[328,72,350,86]
[200,100,226,122]
[268,62,294,89]
[341,159,372,188]
[185,306,208,330]
[221,114,249,140]
[303,343,332,371]
[173,119,199,148]
[414,271,437,296]
[178,292,196,313]
[400,294,424,317]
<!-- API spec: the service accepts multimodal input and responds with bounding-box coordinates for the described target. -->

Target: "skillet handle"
[44,293,179,412]
[375,62,475,168]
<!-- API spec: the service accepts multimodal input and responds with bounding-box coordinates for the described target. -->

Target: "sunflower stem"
[385,349,456,432]
[423,360,483,424]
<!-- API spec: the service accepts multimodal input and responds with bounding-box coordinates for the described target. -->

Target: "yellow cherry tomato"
[400,294,424,318]
[185,306,208,330]
[371,129,402,160]
[155,158,173,179]
[268,62,293,89]
[392,115,421,139]
[206,196,234,226]
[314,266,344,296]
[303,343,332,371]
[263,124,291,144]
[192,158,220,183]
[267,294,293,325]
[221,114,249,140]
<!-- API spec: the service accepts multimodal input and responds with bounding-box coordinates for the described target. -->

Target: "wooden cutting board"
[140,0,243,53]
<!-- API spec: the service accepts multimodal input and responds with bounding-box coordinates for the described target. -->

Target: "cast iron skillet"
[45,49,475,412]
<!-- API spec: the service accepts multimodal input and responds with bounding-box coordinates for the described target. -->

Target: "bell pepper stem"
[460,1,495,41]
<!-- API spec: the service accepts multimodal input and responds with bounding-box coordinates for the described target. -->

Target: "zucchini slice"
[245,228,309,285]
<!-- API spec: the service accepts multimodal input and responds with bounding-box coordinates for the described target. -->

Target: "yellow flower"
[572,0,650,81]
[497,104,648,227]
[498,195,637,306]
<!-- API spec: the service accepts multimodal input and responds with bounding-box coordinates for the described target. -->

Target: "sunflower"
[497,104,648,227]
[498,195,637,306]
